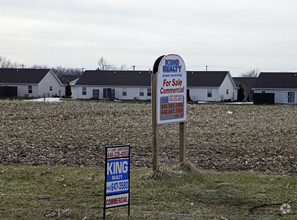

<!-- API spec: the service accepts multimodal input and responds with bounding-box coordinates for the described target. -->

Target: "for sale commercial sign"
[154,54,187,125]
[104,146,130,212]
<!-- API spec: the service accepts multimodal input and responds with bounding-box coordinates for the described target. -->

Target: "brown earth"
[0,100,296,173]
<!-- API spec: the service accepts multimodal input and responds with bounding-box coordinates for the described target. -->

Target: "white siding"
[38,71,65,97]
[189,87,220,101]
[117,87,151,100]
[254,89,297,104]
[72,86,151,100]
[219,74,238,101]
[0,84,38,97]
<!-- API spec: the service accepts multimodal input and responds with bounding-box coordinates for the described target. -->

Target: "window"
[287,92,295,103]
[122,88,127,96]
[207,89,212,98]
[82,87,87,95]
[28,85,32,94]
[140,88,144,96]
[147,88,151,96]
[226,89,229,95]
[49,86,53,91]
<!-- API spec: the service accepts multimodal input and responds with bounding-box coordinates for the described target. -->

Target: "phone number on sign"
[107,180,129,193]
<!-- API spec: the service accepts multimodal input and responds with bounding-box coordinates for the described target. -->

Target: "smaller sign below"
[106,193,129,208]
[104,145,130,216]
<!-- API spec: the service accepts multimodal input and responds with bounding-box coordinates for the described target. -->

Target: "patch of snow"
[25,97,62,102]
[226,102,253,105]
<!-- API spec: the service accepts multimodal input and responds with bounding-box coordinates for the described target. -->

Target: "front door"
[103,88,109,99]
[93,89,99,99]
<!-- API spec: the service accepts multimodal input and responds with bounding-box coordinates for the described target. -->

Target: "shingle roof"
[58,74,81,84]
[76,70,152,86]
[76,70,232,87]
[187,71,229,87]
[0,68,50,84]
[233,77,257,87]
[253,72,297,88]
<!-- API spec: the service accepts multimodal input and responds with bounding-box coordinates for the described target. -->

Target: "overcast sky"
[1,0,297,76]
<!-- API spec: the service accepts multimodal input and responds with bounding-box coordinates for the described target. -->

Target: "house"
[187,71,238,102]
[253,72,297,104]
[233,77,257,101]
[72,70,239,102]
[72,70,152,100]
[0,68,65,97]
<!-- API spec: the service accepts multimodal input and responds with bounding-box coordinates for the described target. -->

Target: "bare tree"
[0,56,18,68]
[241,69,260,77]
[98,57,107,70]
[97,56,123,70]
[31,64,49,69]
[120,64,128,70]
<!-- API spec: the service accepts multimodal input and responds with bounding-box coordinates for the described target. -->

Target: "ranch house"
[187,71,238,102]
[71,70,239,102]
[253,72,297,104]
[71,70,152,100]
[0,68,65,98]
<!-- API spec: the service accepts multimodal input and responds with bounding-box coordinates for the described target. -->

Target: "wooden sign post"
[152,73,159,171]
[152,54,187,171]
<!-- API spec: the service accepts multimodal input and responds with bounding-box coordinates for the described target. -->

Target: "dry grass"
[0,100,296,173]
[1,165,296,219]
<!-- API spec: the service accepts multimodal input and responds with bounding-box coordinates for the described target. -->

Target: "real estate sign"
[154,54,187,125]
[103,146,130,218]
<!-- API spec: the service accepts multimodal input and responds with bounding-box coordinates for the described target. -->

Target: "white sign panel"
[105,193,129,208]
[155,54,187,125]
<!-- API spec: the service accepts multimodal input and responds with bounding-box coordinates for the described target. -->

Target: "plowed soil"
[0,100,296,173]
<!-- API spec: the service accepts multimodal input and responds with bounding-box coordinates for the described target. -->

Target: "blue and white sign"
[106,158,129,195]
[104,145,130,214]
[154,54,187,125]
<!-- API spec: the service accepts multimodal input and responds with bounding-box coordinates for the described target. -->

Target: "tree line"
[1,55,260,77]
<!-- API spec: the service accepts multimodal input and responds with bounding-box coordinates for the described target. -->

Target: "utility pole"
[132,65,136,71]
[206,65,208,72]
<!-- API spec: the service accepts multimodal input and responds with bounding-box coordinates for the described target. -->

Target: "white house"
[187,71,238,102]
[0,68,65,97]
[253,72,297,104]
[72,70,152,100]
[71,70,239,102]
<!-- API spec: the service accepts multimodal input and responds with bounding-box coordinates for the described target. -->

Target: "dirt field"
[0,100,296,173]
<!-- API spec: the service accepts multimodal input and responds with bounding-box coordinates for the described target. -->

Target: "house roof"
[76,70,152,86]
[253,72,297,89]
[0,68,51,84]
[233,77,257,88]
[58,74,81,84]
[187,71,229,87]
[75,70,233,87]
